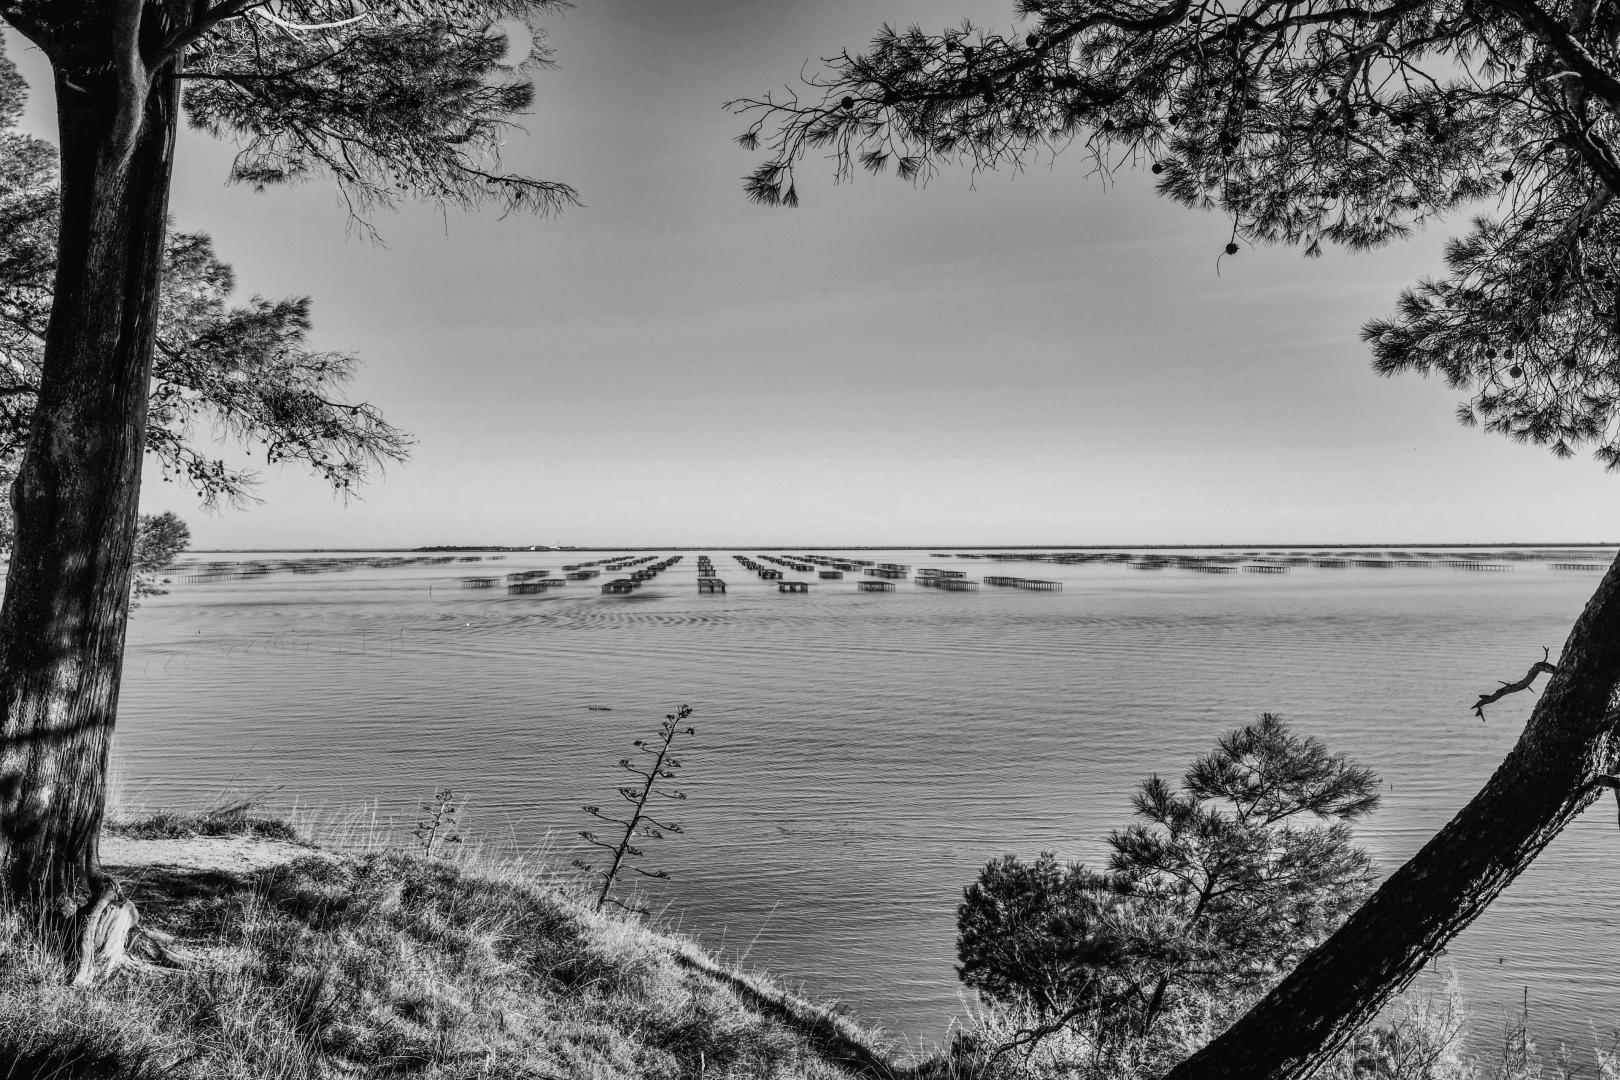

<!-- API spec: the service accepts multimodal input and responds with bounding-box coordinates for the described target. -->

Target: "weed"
[575,704,695,914]
[412,788,463,859]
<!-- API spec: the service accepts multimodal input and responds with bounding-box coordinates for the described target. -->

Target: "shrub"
[956,852,1128,1020]
[131,511,190,600]
[957,713,1381,1054]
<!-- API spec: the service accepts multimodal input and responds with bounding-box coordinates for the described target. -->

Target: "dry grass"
[104,807,300,844]
[909,977,1620,1080]
[104,788,303,844]
[10,808,1610,1080]
[0,813,896,1080]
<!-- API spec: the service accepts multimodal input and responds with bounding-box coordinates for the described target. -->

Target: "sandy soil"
[100,835,327,875]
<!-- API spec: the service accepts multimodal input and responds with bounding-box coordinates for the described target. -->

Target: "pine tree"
[0,0,572,970]
[958,716,1378,1058]
[733,4,1620,1075]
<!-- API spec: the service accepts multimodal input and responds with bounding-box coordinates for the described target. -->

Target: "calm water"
[114,548,1620,1053]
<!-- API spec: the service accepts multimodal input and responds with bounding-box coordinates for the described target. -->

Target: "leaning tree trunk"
[0,18,179,929]
[1168,549,1620,1080]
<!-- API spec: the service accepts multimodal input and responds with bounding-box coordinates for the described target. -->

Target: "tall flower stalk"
[575,705,695,914]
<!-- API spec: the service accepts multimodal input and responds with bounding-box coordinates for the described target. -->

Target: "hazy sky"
[10,3,1620,548]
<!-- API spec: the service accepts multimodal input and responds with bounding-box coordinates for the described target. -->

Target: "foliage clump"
[0,39,411,511]
[956,715,1379,1065]
[181,8,579,223]
[107,799,299,843]
[130,511,192,601]
[729,0,1620,467]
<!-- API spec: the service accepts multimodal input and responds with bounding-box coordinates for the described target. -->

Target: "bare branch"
[1472,647,1559,720]
[989,1002,1094,1062]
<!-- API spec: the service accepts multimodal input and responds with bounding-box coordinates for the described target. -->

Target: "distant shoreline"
[186,541,1620,554]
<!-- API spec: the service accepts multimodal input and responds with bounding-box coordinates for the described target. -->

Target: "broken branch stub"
[1473,648,1558,721]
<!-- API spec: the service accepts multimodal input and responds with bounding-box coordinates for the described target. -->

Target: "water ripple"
[117,549,1610,1049]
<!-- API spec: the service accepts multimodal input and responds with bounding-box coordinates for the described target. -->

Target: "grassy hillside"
[0,811,900,1080]
[6,806,1612,1080]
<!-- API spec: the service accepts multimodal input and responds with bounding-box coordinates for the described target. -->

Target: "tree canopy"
[175,2,578,229]
[730,0,1620,465]
[1,2,578,223]
[0,38,408,510]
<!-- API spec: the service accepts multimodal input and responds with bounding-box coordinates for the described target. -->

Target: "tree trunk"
[1168,550,1620,1080]
[0,16,178,917]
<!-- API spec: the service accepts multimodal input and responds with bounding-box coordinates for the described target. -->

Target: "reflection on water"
[118,548,1619,1049]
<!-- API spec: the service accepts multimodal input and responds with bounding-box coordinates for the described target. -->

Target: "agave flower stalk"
[575,705,695,913]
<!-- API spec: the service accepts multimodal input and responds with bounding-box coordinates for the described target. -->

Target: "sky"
[8,2,1620,548]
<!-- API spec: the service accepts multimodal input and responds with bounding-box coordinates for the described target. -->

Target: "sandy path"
[101,835,327,874]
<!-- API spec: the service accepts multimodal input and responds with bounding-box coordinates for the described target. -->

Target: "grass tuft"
[107,797,302,843]
[106,809,300,843]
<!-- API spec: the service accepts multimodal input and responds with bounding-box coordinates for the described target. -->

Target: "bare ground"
[100,835,328,875]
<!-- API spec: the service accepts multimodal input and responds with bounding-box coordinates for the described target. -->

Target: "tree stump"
[70,878,193,986]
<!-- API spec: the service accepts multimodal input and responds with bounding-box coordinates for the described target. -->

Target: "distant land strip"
[182,541,1620,553]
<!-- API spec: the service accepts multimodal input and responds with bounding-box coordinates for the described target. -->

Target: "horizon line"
[186,540,1620,553]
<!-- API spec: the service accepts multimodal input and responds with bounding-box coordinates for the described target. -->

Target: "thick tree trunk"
[0,18,178,915]
[1168,550,1620,1079]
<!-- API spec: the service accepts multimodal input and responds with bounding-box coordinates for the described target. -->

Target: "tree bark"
[0,10,179,915]
[1168,550,1620,1080]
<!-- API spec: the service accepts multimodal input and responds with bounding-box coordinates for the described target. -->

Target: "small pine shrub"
[957,713,1380,1057]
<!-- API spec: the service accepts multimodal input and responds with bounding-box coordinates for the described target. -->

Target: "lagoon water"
[117,548,1620,1053]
